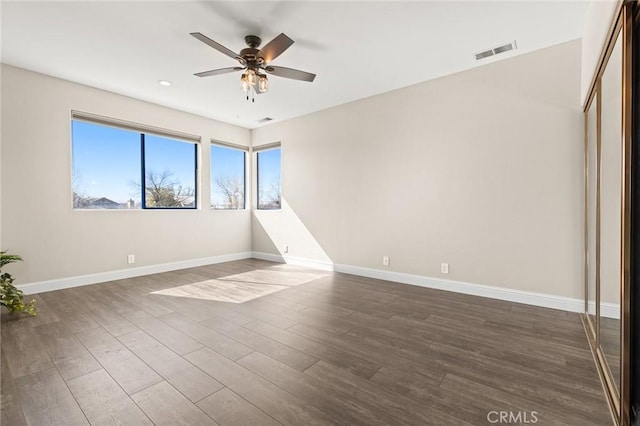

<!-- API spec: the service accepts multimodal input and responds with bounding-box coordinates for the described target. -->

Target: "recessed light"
[158,80,172,87]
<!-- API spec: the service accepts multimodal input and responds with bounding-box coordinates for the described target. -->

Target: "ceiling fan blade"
[258,33,294,64]
[190,32,240,61]
[194,67,244,77]
[265,66,316,82]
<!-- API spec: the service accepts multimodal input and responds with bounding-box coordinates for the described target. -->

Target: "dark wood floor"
[1,259,612,425]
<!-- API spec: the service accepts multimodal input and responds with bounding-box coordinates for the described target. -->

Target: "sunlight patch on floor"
[217,269,329,286]
[150,268,329,303]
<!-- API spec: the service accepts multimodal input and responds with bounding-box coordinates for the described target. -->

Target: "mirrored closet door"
[582,3,635,425]
[598,30,623,396]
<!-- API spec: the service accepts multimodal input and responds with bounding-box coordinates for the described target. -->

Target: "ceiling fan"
[190,32,316,101]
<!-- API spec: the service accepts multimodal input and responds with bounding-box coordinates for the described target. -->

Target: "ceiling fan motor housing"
[239,47,261,65]
[244,35,262,48]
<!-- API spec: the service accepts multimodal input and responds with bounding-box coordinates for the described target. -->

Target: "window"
[211,143,246,210]
[71,116,198,210]
[256,146,281,210]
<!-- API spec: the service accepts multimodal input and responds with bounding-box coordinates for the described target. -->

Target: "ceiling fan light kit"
[240,68,269,100]
[191,32,315,103]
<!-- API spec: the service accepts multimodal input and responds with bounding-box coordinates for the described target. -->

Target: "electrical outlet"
[127,254,136,264]
[441,263,449,274]
[284,245,289,254]
[383,256,390,266]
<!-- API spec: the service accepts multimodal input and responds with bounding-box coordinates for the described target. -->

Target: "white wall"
[252,40,585,299]
[581,0,620,105]
[1,64,251,284]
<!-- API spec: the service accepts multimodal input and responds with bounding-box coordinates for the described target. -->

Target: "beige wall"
[1,65,251,284]
[581,0,619,105]
[252,40,584,299]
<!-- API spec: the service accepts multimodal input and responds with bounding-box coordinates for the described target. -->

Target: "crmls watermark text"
[486,411,539,424]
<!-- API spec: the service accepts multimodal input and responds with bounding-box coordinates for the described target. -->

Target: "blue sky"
[72,121,195,204]
[72,121,141,203]
[144,134,196,192]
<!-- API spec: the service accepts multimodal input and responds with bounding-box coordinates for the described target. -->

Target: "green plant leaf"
[0,251,36,316]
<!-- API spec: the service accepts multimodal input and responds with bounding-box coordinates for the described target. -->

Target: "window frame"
[210,140,249,211]
[70,111,201,211]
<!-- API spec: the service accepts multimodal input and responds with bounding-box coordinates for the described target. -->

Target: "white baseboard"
[587,301,621,320]
[251,252,285,263]
[19,249,615,319]
[252,252,334,271]
[18,252,253,295]
[251,251,602,316]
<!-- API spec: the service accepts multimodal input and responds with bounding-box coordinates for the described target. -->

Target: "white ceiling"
[1,1,587,129]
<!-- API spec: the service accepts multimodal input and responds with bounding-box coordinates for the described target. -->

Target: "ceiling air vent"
[474,41,518,61]
[258,117,273,124]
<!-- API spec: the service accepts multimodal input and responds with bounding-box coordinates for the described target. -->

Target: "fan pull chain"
[245,86,255,103]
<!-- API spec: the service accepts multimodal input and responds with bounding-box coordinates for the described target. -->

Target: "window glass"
[144,134,196,208]
[257,148,281,210]
[72,121,141,209]
[211,145,246,209]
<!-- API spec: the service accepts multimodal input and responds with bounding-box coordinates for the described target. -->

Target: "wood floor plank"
[131,381,218,426]
[236,295,353,334]
[439,373,609,425]
[369,365,443,394]
[38,291,100,334]
[86,285,155,318]
[118,329,224,402]
[200,316,318,371]
[97,279,175,317]
[304,360,470,425]
[237,351,398,426]
[200,306,256,326]
[244,320,381,379]
[197,388,281,426]
[148,291,222,322]
[285,321,448,381]
[367,365,530,425]
[248,291,309,312]
[85,304,138,337]
[426,339,606,403]
[35,321,102,381]
[75,327,163,395]
[159,312,253,360]
[160,298,257,326]
[18,294,60,327]
[1,315,53,378]
[14,367,88,426]
[1,348,28,426]
[231,304,299,330]
[185,347,340,425]
[121,310,204,355]
[67,369,153,425]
